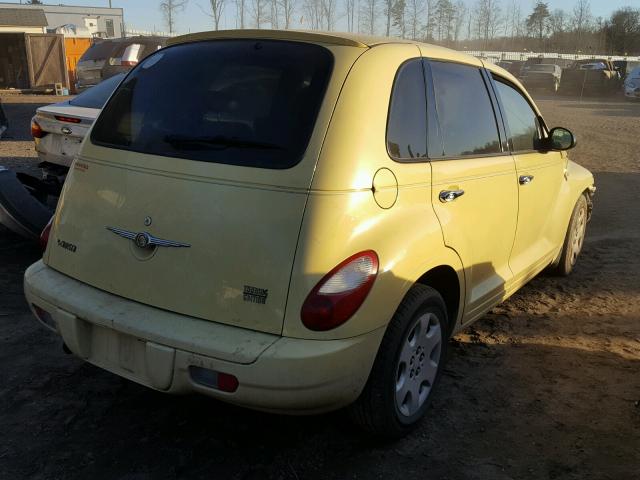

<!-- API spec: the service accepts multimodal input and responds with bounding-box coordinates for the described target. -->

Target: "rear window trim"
[89,39,335,170]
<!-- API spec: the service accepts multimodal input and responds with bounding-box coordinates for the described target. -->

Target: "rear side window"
[69,73,124,109]
[91,40,334,169]
[387,59,427,160]
[493,79,541,152]
[430,61,501,157]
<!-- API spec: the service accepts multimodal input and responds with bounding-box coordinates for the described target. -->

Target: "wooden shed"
[0,32,69,90]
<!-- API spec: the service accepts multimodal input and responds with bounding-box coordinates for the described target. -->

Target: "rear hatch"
[46,38,359,335]
[76,41,117,87]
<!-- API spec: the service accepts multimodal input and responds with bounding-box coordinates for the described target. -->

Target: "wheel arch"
[414,264,462,337]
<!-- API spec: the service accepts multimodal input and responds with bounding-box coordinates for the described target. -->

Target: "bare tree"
[270,0,280,27]
[321,0,338,29]
[453,0,466,42]
[391,0,407,37]
[345,0,357,31]
[278,0,296,28]
[571,0,592,50]
[159,0,188,33]
[424,0,436,40]
[236,0,246,27]
[359,0,377,34]
[473,0,502,45]
[406,0,424,39]
[200,0,226,30]
[251,0,267,27]
[303,0,322,29]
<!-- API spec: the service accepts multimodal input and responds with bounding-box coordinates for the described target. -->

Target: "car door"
[490,76,566,282]
[426,60,518,323]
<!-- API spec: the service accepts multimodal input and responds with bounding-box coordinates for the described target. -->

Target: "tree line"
[159,0,640,55]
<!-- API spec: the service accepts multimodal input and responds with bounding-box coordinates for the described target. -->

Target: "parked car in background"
[560,59,621,95]
[25,30,595,438]
[0,74,124,240]
[76,36,166,91]
[32,73,126,183]
[623,66,640,100]
[496,60,525,78]
[520,63,562,92]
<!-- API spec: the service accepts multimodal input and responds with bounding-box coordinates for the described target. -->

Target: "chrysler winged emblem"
[106,226,190,249]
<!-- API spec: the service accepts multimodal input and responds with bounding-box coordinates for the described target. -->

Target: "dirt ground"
[0,93,638,480]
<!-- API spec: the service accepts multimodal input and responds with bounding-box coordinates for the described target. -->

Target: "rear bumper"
[24,261,384,414]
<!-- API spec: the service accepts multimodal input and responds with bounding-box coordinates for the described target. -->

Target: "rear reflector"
[54,115,81,124]
[189,366,239,393]
[32,304,56,331]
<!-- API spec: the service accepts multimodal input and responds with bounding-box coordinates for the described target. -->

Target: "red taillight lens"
[301,250,379,331]
[121,60,138,67]
[40,216,53,252]
[31,119,45,138]
[54,115,81,123]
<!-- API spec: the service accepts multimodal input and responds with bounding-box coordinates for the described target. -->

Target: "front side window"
[387,59,427,160]
[493,79,540,152]
[430,61,501,157]
[91,40,334,169]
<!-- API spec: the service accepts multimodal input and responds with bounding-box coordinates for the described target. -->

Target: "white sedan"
[31,73,125,174]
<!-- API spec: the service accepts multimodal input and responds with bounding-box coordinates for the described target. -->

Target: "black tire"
[552,194,588,276]
[349,284,449,438]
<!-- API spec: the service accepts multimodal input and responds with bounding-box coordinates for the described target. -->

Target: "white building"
[0,2,124,38]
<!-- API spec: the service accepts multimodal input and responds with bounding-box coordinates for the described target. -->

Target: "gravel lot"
[0,93,639,480]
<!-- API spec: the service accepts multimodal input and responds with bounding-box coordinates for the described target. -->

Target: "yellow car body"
[24,30,594,423]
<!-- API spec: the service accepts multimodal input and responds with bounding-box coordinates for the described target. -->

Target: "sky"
[5,0,637,35]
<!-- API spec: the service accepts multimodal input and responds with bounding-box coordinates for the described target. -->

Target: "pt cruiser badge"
[105,226,190,248]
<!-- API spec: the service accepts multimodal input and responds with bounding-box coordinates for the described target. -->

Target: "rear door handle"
[439,189,465,202]
[519,175,534,185]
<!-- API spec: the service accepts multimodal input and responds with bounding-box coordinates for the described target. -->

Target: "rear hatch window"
[79,41,116,61]
[91,40,334,169]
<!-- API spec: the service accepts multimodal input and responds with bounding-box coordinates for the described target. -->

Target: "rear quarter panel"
[283,44,464,340]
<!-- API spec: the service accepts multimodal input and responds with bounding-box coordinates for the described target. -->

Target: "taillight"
[54,115,81,123]
[31,119,45,138]
[301,250,379,331]
[121,60,138,67]
[40,217,53,252]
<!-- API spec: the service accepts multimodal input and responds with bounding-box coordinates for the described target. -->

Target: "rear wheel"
[349,285,449,437]
[552,194,588,276]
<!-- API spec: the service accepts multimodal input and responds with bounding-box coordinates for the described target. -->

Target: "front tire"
[349,285,449,437]
[553,194,588,276]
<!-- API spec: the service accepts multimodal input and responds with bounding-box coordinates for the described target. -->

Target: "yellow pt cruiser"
[24,30,595,436]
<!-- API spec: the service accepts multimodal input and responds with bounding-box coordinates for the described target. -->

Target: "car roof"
[169,29,484,65]
[168,29,523,97]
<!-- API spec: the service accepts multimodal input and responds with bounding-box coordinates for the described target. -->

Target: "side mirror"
[546,127,577,151]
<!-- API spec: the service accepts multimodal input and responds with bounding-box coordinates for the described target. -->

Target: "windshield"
[69,73,125,109]
[529,65,555,73]
[91,40,334,169]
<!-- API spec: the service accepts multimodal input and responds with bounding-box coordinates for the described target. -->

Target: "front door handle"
[519,175,534,185]
[439,189,465,203]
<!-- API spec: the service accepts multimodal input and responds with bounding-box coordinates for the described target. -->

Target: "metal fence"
[464,50,640,62]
